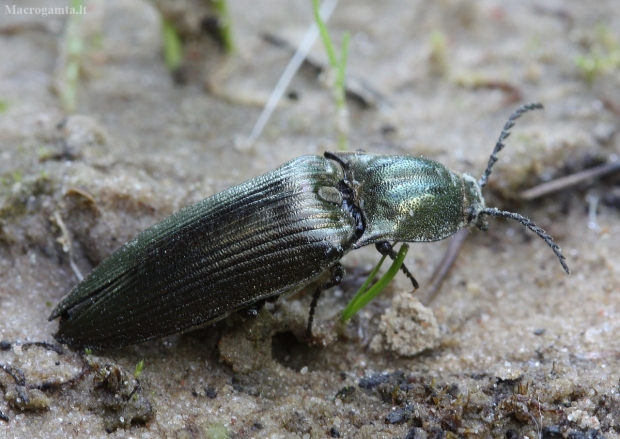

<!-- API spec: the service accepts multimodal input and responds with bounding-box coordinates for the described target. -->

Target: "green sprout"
[341,243,409,322]
[575,24,620,85]
[205,422,230,439]
[58,0,85,112]
[312,0,350,151]
[211,0,234,53]
[161,17,184,73]
[134,359,145,379]
[429,30,448,76]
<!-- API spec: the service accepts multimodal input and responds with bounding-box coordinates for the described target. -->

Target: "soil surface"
[1,0,619,438]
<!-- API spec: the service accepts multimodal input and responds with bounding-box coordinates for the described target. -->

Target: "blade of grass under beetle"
[353,254,387,303]
[341,243,408,322]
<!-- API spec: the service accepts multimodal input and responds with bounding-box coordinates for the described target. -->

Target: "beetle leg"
[374,242,419,290]
[306,263,345,339]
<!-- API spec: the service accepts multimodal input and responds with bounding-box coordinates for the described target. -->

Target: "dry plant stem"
[520,161,620,200]
[419,228,469,306]
[601,97,620,117]
[246,0,339,147]
[53,211,84,281]
[472,79,522,105]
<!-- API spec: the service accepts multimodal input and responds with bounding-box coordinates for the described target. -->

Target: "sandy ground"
[1,0,620,438]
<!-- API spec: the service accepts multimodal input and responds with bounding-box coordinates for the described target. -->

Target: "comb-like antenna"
[480,207,570,274]
[478,103,544,188]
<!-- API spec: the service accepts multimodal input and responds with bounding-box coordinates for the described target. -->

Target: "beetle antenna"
[478,103,544,188]
[480,207,570,274]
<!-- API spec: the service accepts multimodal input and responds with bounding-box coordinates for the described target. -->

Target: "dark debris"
[356,370,614,438]
[86,357,154,433]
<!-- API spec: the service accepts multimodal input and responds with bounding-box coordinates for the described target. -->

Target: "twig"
[0,363,26,386]
[419,229,469,306]
[601,97,620,117]
[519,161,620,200]
[20,341,64,355]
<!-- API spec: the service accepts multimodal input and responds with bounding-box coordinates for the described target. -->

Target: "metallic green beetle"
[50,103,569,349]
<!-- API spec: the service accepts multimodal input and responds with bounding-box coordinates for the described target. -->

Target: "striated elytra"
[50,103,569,349]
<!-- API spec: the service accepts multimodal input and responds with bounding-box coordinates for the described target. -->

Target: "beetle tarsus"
[374,242,419,290]
[306,263,345,339]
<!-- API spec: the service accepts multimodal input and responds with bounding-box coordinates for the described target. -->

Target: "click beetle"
[49,103,569,349]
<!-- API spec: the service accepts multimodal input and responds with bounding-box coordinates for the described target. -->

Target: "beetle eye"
[469,207,489,231]
[467,206,476,224]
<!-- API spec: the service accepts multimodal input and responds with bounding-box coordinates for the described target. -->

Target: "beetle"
[49,103,569,349]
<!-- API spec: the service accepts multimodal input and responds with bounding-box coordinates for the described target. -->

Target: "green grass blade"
[162,18,183,72]
[312,0,338,67]
[341,244,409,322]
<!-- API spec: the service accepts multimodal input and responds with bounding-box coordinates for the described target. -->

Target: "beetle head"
[461,173,489,232]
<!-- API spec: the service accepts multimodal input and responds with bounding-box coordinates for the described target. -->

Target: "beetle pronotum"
[49,103,569,349]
